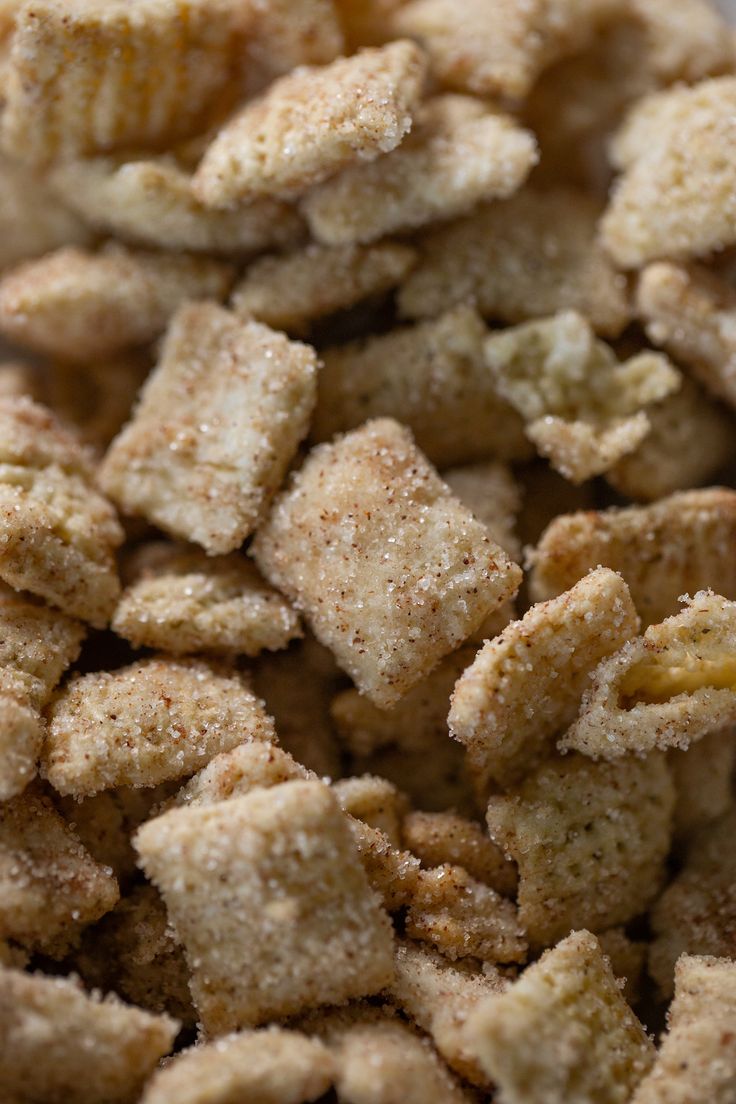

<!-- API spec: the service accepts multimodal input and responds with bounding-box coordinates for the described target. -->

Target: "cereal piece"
[601,78,736,267]
[486,752,674,948]
[669,728,735,839]
[302,95,537,245]
[0,153,92,270]
[140,1027,336,1104]
[0,397,123,626]
[40,353,151,452]
[113,541,302,657]
[312,307,531,468]
[467,930,655,1104]
[243,0,344,77]
[529,488,736,626]
[101,303,317,554]
[449,569,639,788]
[563,593,736,759]
[135,780,394,1034]
[0,0,250,163]
[0,1,20,41]
[441,462,522,560]
[399,188,630,337]
[43,655,275,797]
[346,816,422,911]
[332,776,407,845]
[597,927,647,1006]
[0,965,178,1104]
[253,419,522,708]
[193,42,427,207]
[175,742,311,809]
[402,811,517,897]
[49,155,305,255]
[0,785,119,957]
[630,0,736,84]
[484,311,680,482]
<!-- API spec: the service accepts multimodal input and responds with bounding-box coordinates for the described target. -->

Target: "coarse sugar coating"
[441,461,522,560]
[466,930,655,1104]
[401,810,517,897]
[0,153,93,270]
[100,302,317,555]
[332,775,408,844]
[193,41,427,207]
[486,752,674,948]
[174,742,311,809]
[252,418,522,708]
[43,655,275,797]
[669,728,736,839]
[135,780,395,1034]
[346,816,422,912]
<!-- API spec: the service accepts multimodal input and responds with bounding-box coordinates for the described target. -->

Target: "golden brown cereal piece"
[253,418,522,708]
[0,397,123,626]
[0,244,233,361]
[529,488,736,627]
[43,655,275,797]
[140,1026,336,1104]
[231,241,416,334]
[602,78,736,267]
[0,784,119,957]
[312,306,531,467]
[597,927,647,1006]
[101,303,317,555]
[0,154,92,270]
[402,811,517,897]
[302,95,537,246]
[0,965,178,1104]
[467,930,655,1104]
[449,569,639,789]
[485,311,680,483]
[193,41,427,207]
[135,780,395,1034]
[333,776,407,845]
[632,955,736,1104]
[486,752,674,948]
[441,462,521,560]
[399,188,630,337]
[174,742,311,809]
[113,541,302,657]
[669,728,735,839]
[563,593,736,759]
[49,155,305,256]
[0,0,250,164]
[346,816,423,912]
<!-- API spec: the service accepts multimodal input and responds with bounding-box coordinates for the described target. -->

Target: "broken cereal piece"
[441,461,522,560]
[332,775,408,845]
[174,742,311,809]
[101,302,317,555]
[669,728,736,839]
[402,810,518,897]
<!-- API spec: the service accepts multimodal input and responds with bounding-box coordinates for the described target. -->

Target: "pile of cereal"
[1,1,736,1101]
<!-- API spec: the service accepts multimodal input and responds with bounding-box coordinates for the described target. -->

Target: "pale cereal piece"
[563,593,736,759]
[597,927,647,1006]
[669,728,735,839]
[0,784,119,957]
[253,418,522,708]
[402,811,518,897]
[135,780,395,1034]
[399,188,630,337]
[467,930,655,1104]
[312,307,531,468]
[193,41,427,207]
[332,776,408,845]
[101,303,317,555]
[631,0,735,83]
[346,816,423,912]
[529,488,736,626]
[232,241,416,334]
[0,670,43,803]
[49,155,305,256]
[113,541,302,657]
[0,396,123,626]
[486,752,675,948]
[441,461,522,560]
[0,153,92,270]
[0,965,178,1104]
[43,656,275,797]
[602,78,736,267]
[243,0,344,77]
[0,0,250,164]
[302,94,537,246]
[449,569,639,789]
[141,1027,336,1104]
[175,742,311,810]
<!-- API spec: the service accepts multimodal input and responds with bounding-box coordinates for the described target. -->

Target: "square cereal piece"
[0,153,92,270]
[486,752,675,949]
[332,775,408,845]
[312,306,531,468]
[563,593,736,759]
[252,418,522,708]
[0,396,123,627]
[466,930,655,1104]
[449,568,639,788]
[441,461,522,560]
[231,241,416,335]
[100,302,317,555]
[43,655,276,797]
[112,541,302,657]
[528,488,736,626]
[192,41,427,207]
[669,728,736,840]
[135,779,395,1034]
[302,94,537,246]
[402,811,518,897]
[0,965,178,1104]
[174,742,311,809]
[0,0,250,164]
[0,784,119,957]
[398,187,630,337]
